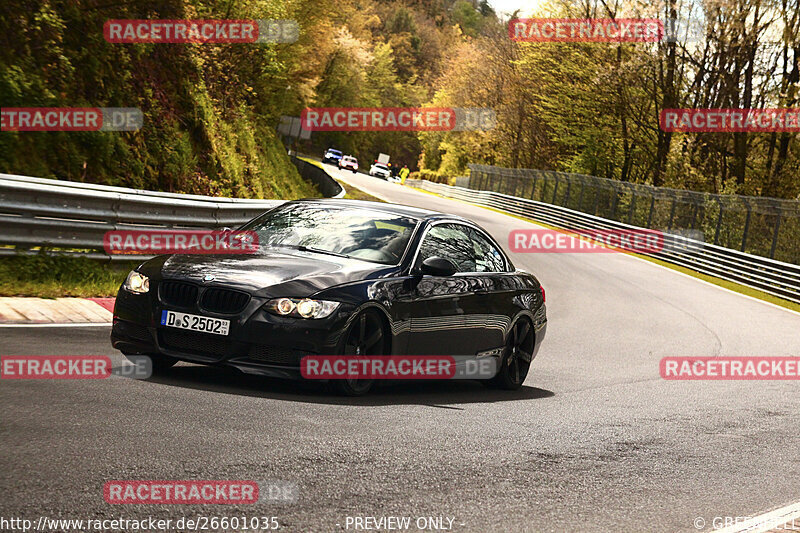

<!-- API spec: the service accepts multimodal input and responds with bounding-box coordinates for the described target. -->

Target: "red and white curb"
[0,297,114,326]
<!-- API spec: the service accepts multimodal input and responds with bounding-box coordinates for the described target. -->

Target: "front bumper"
[111,285,354,380]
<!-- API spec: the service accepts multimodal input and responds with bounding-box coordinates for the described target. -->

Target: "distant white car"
[369,163,391,179]
[339,155,359,173]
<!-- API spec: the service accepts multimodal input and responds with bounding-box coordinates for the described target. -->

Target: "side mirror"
[420,256,457,277]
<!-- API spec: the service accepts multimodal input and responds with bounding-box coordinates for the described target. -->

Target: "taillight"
[540,285,545,303]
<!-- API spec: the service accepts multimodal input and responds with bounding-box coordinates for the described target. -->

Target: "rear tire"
[488,318,534,390]
[333,309,387,396]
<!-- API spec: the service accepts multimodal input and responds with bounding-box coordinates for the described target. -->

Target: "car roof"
[285,198,473,223]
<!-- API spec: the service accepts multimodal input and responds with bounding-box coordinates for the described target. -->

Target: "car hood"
[141,249,398,297]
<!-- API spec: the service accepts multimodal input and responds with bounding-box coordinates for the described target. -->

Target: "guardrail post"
[740,202,752,252]
[713,199,724,244]
[564,180,571,207]
[577,180,585,211]
[610,186,619,220]
[690,202,698,230]
[667,196,677,230]
[647,196,655,228]
[769,212,782,259]
[551,175,559,204]
[628,192,636,224]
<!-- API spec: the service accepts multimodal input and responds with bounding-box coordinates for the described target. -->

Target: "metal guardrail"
[291,155,345,198]
[467,164,800,265]
[0,173,281,260]
[407,179,800,304]
[0,156,346,260]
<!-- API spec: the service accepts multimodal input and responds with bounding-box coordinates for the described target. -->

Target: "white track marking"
[711,501,800,533]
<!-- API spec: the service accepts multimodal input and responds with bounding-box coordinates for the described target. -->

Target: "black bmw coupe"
[111,200,547,395]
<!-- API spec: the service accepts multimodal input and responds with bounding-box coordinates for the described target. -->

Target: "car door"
[402,222,483,356]
[462,226,515,355]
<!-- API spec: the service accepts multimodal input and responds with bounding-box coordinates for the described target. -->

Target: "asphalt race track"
[2,165,800,532]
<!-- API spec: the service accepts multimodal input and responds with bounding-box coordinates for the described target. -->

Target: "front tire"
[488,318,534,390]
[333,309,387,396]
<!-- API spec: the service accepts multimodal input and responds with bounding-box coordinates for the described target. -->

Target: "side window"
[416,224,476,272]
[469,229,507,272]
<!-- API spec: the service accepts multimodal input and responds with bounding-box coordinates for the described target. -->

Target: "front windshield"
[242,204,418,265]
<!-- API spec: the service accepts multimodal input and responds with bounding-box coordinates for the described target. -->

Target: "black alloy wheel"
[489,318,534,390]
[334,310,387,396]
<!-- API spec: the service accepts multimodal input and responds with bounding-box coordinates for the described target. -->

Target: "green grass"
[408,184,800,314]
[344,187,386,203]
[0,254,136,298]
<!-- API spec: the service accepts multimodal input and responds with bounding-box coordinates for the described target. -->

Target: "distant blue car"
[322,148,343,165]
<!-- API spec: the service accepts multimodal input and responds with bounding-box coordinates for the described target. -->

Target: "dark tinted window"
[242,204,418,265]
[417,223,507,273]
[416,223,477,272]
[469,229,507,272]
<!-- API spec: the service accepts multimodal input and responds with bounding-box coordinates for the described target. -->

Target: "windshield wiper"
[295,245,351,259]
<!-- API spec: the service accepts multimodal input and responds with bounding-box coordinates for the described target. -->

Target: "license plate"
[161,310,230,336]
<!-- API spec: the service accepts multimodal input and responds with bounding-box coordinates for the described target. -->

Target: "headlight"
[123,271,149,294]
[265,298,340,319]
